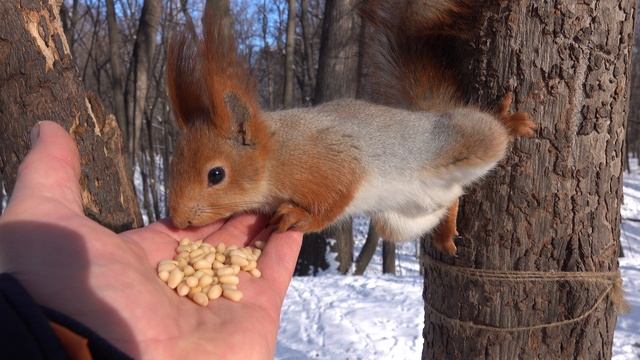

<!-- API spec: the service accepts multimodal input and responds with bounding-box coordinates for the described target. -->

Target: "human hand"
[0,121,303,359]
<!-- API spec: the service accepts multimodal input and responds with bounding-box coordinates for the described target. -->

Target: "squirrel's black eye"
[207,167,225,186]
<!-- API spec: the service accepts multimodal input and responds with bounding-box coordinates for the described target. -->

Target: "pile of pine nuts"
[157,238,265,306]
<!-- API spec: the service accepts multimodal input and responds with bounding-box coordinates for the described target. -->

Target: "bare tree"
[105,0,127,132]
[354,225,380,275]
[423,1,634,358]
[283,0,296,107]
[382,241,395,275]
[127,0,162,161]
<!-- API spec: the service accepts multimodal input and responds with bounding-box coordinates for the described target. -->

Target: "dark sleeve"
[0,273,132,360]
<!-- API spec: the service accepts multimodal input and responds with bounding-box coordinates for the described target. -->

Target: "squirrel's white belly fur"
[344,175,463,241]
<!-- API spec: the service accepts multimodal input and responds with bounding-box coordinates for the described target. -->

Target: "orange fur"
[167,5,274,229]
[268,128,365,232]
[167,5,363,232]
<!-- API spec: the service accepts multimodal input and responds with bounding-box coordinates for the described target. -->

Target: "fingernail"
[30,122,41,148]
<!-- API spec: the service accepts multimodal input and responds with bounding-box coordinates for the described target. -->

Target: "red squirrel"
[166,1,535,254]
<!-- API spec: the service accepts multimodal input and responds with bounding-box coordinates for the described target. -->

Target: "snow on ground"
[615,160,640,360]
[277,173,640,359]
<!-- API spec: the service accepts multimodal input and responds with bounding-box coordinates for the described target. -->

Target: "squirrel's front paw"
[497,92,537,138]
[270,202,314,232]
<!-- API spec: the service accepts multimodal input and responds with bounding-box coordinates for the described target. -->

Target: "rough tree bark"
[0,0,142,231]
[283,0,296,107]
[423,1,634,359]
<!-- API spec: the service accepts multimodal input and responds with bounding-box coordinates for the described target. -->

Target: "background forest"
[1,0,638,358]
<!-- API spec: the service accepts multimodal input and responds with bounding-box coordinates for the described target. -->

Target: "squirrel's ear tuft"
[223,92,255,146]
[167,34,210,129]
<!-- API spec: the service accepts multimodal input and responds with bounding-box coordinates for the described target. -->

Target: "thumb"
[5,121,83,218]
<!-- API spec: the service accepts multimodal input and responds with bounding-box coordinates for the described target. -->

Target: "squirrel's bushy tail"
[361,0,477,111]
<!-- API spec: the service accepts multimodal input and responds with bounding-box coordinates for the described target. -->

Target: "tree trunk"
[283,0,296,107]
[0,0,142,232]
[333,221,354,274]
[313,0,361,104]
[295,231,330,276]
[354,224,380,275]
[382,241,396,275]
[423,1,634,359]
[299,0,316,105]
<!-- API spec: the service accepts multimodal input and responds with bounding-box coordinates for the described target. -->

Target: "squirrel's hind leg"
[430,199,459,256]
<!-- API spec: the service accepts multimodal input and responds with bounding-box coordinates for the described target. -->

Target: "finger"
[5,121,82,218]
[205,214,268,246]
[256,230,303,301]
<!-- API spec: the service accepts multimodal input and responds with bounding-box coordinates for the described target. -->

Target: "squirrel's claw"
[497,92,537,138]
[271,202,314,233]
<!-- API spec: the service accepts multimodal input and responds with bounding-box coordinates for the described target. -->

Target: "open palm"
[0,121,302,359]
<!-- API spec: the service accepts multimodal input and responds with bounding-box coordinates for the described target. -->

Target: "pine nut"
[189,286,202,296]
[243,260,257,271]
[183,265,195,276]
[167,268,184,289]
[254,240,265,249]
[217,266,235,276]
[229,250,247,258]
[222,289,243,302]
[177,283,190,296]
[193,259,211,270]
[158,270,170,282]
[219,275,240,285]
[189,249,204,259]
[192,292,209,306]
[207,285,222,300]
[249,268,261,278]
[176,245,190,253]
[157,263,176,272]
[199,275,214,287]
[230,255,249,267]
[158,239,261,305]
[185,276,199,287]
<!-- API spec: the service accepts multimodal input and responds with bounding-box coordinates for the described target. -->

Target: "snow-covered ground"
[277,172,640,359]
[616,160,640,360]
